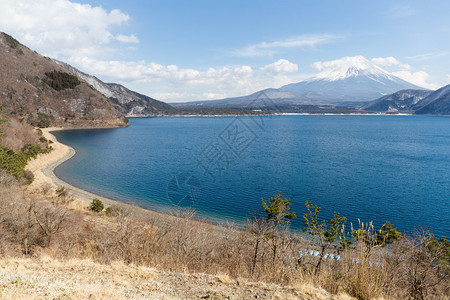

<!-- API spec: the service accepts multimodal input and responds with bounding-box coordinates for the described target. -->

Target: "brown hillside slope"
[0,32,126,128]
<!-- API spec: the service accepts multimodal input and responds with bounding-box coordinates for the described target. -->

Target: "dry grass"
[1,169,449,299]
[1,173,449,299]
[0,256,352,300]
[0,256,159,299]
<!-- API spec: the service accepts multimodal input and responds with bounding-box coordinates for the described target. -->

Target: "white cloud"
[70,53,441,101]
[150,92,229,102]
[116,34,139,44]
[392,70,440,89]
[261,59,298,74]
[386,5,415,18]
[447,75,450,83]
[371,56,400,66]
[399,64,413,70]
[67,56,305,101]
[369,57,440,88]
[0,0,298,103]
[150,92,190,101]
[235,34,342,57]
[202,92,229,100]
[371,57,414,71]
[69,56,255,87]
[311,55,367,71]
[405,52,450,61]
[0,0,132,57]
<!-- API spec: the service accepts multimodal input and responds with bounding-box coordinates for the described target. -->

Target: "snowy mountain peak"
[311,55,392,82]
[178,55,427,107]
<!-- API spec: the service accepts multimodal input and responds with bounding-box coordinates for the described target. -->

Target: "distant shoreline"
[27,112,441,204]
[126,112,417,118]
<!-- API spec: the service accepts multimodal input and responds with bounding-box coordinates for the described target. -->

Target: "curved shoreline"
[27,128,118,206]
[25,127,185,224]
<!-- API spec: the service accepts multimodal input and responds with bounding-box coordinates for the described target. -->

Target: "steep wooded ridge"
[0,32,175,128]
[413,84,450,115]
[0,32,128,127]
[55,60,175,116]
[361,89,433,113]
[361,85,450,115]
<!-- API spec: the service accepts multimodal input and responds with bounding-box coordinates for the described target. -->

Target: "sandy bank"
[26,127,121,207]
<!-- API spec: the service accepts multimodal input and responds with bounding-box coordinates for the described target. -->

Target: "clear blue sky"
[1,0,449,101]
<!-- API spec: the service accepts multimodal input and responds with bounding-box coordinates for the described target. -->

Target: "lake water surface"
[53,115,450,237]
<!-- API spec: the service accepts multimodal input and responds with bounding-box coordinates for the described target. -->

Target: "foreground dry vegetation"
[1,256,348,299]
[0,121,448,299]
[0,173,352,300]
[0,171,448,299]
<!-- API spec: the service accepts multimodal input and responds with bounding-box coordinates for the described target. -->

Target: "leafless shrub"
[31,200,67,247]
[56,218,86,258]
[386,228,449,299]
[0,176,68,256]
[242,212,303,283]
[1,201,44,255]
[343,245,386,299]
[246,213,270,277]
[165,208,216,271]
[54,186,73,204]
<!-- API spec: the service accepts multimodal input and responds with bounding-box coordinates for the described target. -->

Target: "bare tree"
[32,200,67,247]
[387,228,449,299]
[246,213,270,277]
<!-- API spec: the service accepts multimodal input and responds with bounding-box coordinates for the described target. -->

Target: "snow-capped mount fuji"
[174,56,426,109]
[279,56,425,103]
[309,55,396,81]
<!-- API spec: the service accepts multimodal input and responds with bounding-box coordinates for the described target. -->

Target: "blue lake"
[53,115,450,237]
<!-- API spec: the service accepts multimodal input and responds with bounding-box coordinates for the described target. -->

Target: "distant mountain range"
[361,89,433,113]
[173,56,425,109]
[362,85,450,115]
[173,55,449,115]
[1,31,448,121]
[413,84,450,115]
